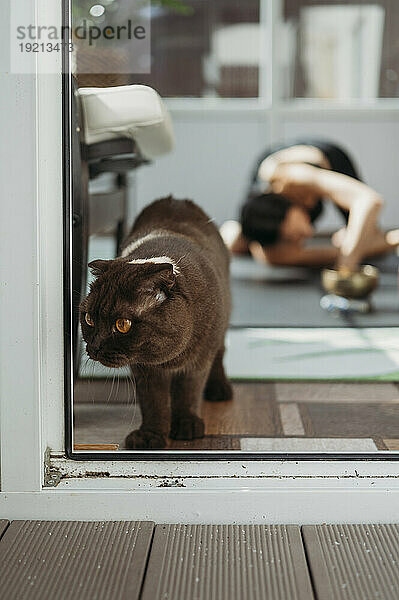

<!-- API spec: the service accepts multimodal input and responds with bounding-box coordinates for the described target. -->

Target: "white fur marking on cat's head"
[128,256,180,275]
[121,231,168,258]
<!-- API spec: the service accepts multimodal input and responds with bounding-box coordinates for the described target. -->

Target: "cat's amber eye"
[115,318,132,334]
[85,313,94,327]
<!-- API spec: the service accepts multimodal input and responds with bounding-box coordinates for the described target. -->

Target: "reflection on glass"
[72,0,261,96]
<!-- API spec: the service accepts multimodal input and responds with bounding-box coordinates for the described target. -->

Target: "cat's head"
[80,257,190,368]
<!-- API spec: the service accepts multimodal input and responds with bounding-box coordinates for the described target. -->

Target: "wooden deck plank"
[303,524,399,600]
[141,524,313,600]
[0,520,154,600]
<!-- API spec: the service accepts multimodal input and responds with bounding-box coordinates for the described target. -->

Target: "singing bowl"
[321,265,379,299]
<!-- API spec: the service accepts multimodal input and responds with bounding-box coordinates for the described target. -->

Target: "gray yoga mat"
[230,255,399,328]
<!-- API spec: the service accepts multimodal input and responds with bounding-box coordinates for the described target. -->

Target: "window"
[73,0,262,97]
[283,0,399,100]
[66,0,399,462]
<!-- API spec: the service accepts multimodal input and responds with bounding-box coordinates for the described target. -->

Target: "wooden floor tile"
[241,438,377,452]
[275,382,399,404]
[302,403,399,438]
[168,436,241,450]
[73,382,399,450]
[202,383,281,436]
[278,403,305,436]
[383,439,399,451]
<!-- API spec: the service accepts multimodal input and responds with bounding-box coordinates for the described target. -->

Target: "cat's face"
[80,259,190,368]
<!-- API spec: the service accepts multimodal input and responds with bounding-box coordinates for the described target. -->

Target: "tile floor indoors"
[74,380,399,451]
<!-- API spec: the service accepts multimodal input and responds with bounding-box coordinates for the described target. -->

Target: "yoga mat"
[230,255,399,328]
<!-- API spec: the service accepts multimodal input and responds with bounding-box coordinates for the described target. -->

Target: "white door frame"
[1,0,399,523]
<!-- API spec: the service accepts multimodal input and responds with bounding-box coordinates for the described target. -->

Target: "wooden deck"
[1,520,398,599]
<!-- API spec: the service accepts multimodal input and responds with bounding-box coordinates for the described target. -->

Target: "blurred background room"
[70,0,399,454]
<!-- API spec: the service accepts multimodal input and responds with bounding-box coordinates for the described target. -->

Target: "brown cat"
[80,196,232,449]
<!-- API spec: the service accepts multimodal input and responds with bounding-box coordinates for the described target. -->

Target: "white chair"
[71,82,174,366]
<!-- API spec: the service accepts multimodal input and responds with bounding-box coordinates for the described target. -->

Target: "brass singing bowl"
[321,265,379,299]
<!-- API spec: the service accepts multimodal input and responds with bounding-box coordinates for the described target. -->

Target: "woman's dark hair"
[240,192,323,246]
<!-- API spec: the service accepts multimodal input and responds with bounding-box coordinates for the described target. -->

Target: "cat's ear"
[88,259,112,277]
[142,262,176,290]
[134,263,176,313]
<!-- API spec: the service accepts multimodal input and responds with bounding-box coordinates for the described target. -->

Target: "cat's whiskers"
[126,368,135,403]
[107,372,116,404]
[115,371,121,403]
[120,366,132,404]
[81,355,89,376]
[87,358,96,405]
[79,356,91,403]
[105,369,111,395]
[126,371,138,429]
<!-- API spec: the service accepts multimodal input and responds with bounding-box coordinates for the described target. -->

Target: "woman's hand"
[331,227,346,249]
[334,224,395,271]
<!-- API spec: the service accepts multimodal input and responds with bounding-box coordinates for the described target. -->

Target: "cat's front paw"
[204,378,233,402]
[170,413,205,440]
[125,428,167,449]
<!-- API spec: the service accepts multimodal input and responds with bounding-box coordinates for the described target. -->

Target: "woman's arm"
[309,168,383,270]
[258,145,330,182]
[271,164,384,270]
[249,240,339,268]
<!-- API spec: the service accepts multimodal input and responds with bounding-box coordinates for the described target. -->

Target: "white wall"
[136,113,399,232]
[136,114,269,226]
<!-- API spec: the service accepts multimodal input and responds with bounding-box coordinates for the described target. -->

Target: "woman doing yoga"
[222,140,399,271]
